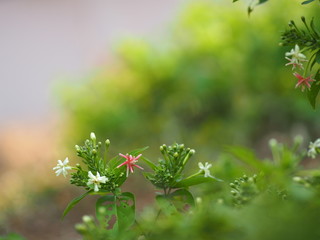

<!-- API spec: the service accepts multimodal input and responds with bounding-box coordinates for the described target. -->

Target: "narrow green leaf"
[62,190,92,219]
[307,70,320,109]
[174,175,221,188]
[302,0,315,4]
[226,146,265,170]
[258,0,268,4]
[129,146,149,156]
[140,156,157,170]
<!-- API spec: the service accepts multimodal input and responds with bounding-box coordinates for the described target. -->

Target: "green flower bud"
[75,223,87,234]
[75,145,81,152]
[83,215,94,224]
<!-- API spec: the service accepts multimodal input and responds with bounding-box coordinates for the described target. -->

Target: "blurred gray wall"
[0,0,181,125]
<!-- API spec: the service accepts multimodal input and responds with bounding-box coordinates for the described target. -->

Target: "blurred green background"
[59,0,320,160]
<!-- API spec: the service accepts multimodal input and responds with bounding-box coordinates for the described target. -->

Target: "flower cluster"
[284,44,315,92]
[229,174,259,206]
[53,132,145,193]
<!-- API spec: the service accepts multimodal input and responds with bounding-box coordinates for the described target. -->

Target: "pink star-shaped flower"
[293,72,315,92]
[117,153,143,177]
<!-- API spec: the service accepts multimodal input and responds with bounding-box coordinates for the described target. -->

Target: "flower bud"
[189,149,195,156]
[105,139,110,148]
[75,223,87,234]
[196,197,202,204]
[82,215,93,223]
[90,132,96,142]
[75,145,81,152]
[231,190,238,196]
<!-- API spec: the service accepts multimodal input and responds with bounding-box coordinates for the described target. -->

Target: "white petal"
[88,171,95,179]
[198,162,204,169]
[63,157,69,165]
[94,184,99,192]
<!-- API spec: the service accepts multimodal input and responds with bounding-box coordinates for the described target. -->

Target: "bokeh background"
[1,0,319,239]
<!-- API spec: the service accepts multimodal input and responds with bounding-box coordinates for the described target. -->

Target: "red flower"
[293,72,315,92]
[117,153,143,177]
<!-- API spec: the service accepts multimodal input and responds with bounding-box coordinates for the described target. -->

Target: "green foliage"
[58,1,320,157]
[62,190,92,219]
[0,234,25,240]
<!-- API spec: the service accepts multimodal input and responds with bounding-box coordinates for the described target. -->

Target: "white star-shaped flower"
[308,139,320,159]
[198,162,223,181]
[53,157,72,177]
[198,162,213,178]
[285,44,307,70]
[87,171,108,192]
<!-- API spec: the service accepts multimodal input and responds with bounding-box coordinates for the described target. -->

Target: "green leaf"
[302,0,315,4]
[96,195,117,230]
[258,0,268,4]
[129,146,149,156]
[140,156,157,170]
[0,233,25,240]
[62,190,92,219]
[169,189,195,211]
[155,195,177,215]
[226,146,265,170]
[307,70,320,109]
[173,174,222,188]
[116,192,136,230]
[96,193,135,232]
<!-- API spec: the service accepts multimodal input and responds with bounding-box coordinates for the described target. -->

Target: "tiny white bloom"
[198,162,213,178]
[285,44,307,70]
[198,162,223,181]
[53,157,72,177]
[308,139,320,159]
[87,171,108,192]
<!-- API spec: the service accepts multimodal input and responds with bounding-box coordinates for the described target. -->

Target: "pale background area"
[0,1,182,239]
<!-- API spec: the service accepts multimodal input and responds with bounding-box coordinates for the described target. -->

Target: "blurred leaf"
[62,190,92,219]
[0,234,25,240]
[155,195,177,215]
[169,189,195,211]
[226,146,265,170]
[258,0,268,4]
[302,0,315,4]
[307,70,320,109]
[174,174,221,188]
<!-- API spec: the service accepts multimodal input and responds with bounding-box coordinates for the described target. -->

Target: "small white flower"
[285,44,307,70]
[53,157,72,177]
[198,162,213,178]
[308,139,320,159]
[198,162,223,181]
[87,171,108,192]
